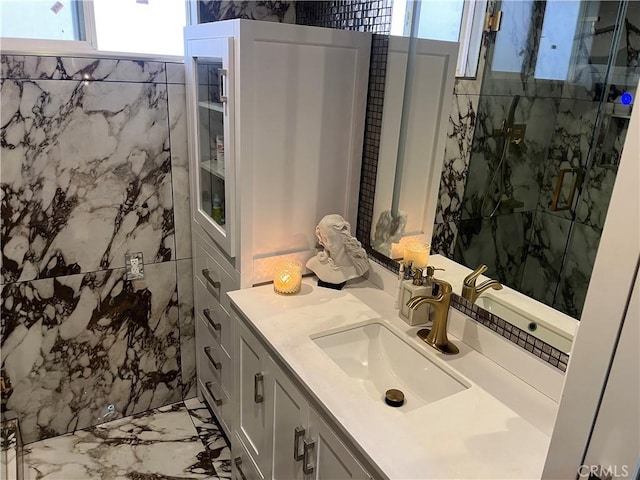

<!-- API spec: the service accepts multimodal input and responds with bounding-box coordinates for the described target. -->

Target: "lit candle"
[403,242,430,269]
[273,261,303,295]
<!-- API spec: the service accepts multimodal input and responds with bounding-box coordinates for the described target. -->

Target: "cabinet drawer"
[233,433,264,480]
[194,238,238,313]
[199,378,232,438]
[196,315,232,398]
[195,280,232,357]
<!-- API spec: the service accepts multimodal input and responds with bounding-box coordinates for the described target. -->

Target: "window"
[390,0,487,78]
[0,0,187,57]
[0,0,85,41]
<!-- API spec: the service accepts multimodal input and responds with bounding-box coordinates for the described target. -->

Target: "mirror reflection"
[365,0,639,337]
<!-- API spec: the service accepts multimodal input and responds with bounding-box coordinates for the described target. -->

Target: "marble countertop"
[228,278,557,479]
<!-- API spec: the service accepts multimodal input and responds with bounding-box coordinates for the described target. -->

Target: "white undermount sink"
[475,295,573,353]
[312,322,468,411]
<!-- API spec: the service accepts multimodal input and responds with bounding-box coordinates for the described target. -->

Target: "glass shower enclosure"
[453,0,639,318]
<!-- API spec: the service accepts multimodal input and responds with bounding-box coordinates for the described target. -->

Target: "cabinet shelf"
[199,101,224,113]
[201,160,225,180]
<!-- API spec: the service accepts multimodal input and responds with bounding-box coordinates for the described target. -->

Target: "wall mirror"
[358,0,639,353]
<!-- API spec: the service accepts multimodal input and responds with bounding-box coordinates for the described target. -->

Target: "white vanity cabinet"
[269,358,371,480]
[193,228,238,438]
[232,312,371,480]
[234,315,271,477]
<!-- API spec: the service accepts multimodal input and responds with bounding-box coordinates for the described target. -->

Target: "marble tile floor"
[22,398,231,480]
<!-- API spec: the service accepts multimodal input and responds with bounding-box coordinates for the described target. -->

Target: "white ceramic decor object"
[306,214,369,286]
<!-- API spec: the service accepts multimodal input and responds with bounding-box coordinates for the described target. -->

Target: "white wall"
[542,102,640,478]
[582,270,639,478]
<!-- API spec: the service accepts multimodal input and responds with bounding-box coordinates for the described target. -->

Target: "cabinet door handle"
[218,68,228,103]
[204,346,222,370]
[253,372,264,404]
[205,381,223,406]
[203,309,222,331]
[303,439,315,475]
[234,457,247,480]
[293,426,306,461]
[202,269,221,290]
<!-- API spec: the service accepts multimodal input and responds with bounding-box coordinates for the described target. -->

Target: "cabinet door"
[235,318,269,476]
[186,37,236,257]
[308,409,371,480]
[269,357,309,480]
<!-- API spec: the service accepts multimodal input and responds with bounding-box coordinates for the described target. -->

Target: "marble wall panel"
[459,95,557,222]
[575,162,617,232]
[198,1,295,24]
[434,93,478,226]
[1,54,193,444]
[1,56,166,84]
[166,63,186,85]
[1,76,174,283]
[0,262,183,444]
[177,259,196,400]
[431,222,458,259]
[553,222,601,319]
[519,211,572,306]
[453,212,534,290]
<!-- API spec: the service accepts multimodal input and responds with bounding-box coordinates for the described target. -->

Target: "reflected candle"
[273,261,303,295]
[404,242,430,269]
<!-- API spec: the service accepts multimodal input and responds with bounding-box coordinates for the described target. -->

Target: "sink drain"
[385,389,405,407]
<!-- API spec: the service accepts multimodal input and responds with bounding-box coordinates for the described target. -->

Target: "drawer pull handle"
[203,309,222,331]
[254,372,264,404]
[303,439,315,475]
[204,346,222,370]
[234,457,247,480]
[205,381,223,406]
[293,426,306,461]
[202,269,221,289]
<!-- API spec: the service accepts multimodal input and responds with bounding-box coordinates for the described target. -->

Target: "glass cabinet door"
[187,37,235,256]
[197,57,226,226]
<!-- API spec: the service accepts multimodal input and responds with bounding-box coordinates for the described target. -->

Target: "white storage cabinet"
[184,18,371,463]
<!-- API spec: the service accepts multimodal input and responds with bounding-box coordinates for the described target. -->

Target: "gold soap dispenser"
[398,266,443,325]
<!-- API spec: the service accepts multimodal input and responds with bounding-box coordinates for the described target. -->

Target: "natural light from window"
[93,0,185,56]
[389,0,486,77]
[0,0,186,56]
[390,0,464,42]
[0,0,83,41]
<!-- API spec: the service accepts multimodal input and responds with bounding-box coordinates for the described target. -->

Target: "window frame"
[0,0,191,61]
[395,0,488,78]
[456,0,488,78]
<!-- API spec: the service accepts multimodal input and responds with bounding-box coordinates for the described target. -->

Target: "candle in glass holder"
[403,242,430,269]
[273,261,303,295]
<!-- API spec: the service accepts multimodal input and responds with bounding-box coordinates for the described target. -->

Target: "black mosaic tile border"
[296,1,393,33]
[356,33,389,245]
[450,294,570,372]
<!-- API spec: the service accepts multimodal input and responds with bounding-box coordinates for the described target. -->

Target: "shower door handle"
[550,168,581,212]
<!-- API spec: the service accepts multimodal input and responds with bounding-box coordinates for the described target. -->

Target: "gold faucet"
[406,278,459,355]
[462,264,503,303]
